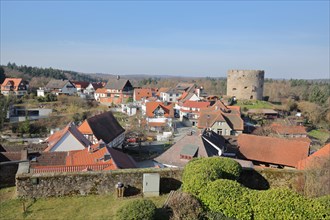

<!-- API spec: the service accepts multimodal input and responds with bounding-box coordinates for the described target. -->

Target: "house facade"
[43,79,77,96]
[103,77,134,104]
[1,78,28,97]
[44,123,91,152]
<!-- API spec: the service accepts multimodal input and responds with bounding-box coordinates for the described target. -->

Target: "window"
[232,88,237,91]
[217,129,222,135]
[169,98,172,101]
[244,86,248,89]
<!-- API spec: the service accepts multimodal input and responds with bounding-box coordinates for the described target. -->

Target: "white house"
[44,79,77,96]
[44,123,91,152]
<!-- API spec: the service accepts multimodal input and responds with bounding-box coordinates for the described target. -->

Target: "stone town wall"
[16,167,183,198]
[227,70,265,100]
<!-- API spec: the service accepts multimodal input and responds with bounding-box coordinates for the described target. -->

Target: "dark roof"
[29,152,67,167]
[175,83,196,93]
[108,148,137,169]
[45,79,74,89]
[181,144,199,156]
[0,144,47,152]
[154,130,225,167]
[86,111,125,144]
[105,79,133,90]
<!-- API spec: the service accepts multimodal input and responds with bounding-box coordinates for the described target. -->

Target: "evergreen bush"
[116,199,156,220]
[182,157,242,196]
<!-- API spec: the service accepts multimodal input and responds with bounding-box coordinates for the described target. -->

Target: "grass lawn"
[235,100,274,110]
[308,129,330,144]
[0,187,169,220]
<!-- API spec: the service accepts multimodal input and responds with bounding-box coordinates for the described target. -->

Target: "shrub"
[116,199,156,220]
[249,188,329,220]
[167,192,203,220]
[205,211,237,220]
[182,157,242,196]
[199,179,252,220]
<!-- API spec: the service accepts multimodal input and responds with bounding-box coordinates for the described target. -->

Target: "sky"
[0,1,329,79]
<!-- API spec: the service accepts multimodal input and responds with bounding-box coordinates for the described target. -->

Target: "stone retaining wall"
[16,167,183,198]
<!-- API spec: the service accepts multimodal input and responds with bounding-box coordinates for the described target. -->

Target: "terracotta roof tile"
[72,81,90,89]
[134,88,152,101]
[95,88,107,93]
[297,144,330,170]
[237,134,310,168]
[1,78,25,91]
[146,102,174,118]
[182,101,210,109]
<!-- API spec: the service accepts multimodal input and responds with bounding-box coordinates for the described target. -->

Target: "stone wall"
[0,162,19,188]
[16,165,304,198]
[16,167,183,198]
[227,70,265,100]
[239,168,303,190]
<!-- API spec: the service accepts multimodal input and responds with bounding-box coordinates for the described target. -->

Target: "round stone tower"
[226,70,265,100]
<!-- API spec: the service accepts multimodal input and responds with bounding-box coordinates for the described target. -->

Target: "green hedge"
[116,199,156,220]
[199,179,252,220]
[182,157,242,196]
[249,188,329,220]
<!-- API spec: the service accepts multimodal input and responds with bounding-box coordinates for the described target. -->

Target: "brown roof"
[198,101,243,131]
[72,81,90,89]
[182,101,210,109]
[45,123,91,152]
[0,152,22,162]
[237,134,310,168]
[29,152,67,167]
[105,79,133,90]
[78,111,125,144]
[45,79,75,89]
[156,87,169,96]
[297,143,330,170]
[90,82,104,90]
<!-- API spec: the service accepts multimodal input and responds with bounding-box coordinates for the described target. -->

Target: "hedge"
[182,157,242,196]
[116,199,156,220]
[249,188,330,220]
[199,179,252,220]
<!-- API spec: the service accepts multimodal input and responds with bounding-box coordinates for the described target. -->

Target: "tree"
[0,66,5,84]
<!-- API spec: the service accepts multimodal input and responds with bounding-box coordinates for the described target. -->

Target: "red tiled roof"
[182,101,210,109]
[270,123,307,135]
[1,78,24,91]
[134,88,152,101]
[156,88,169,96]
[32,164,115,173]
[91,82,104,90]
[95,88,107,94]
[297,144,330,170]
[237,134,310,168]
[146,102,174,118]
[99,97,122,104]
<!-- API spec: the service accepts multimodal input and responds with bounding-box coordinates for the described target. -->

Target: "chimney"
[21,149,28,160]
[88,145,91,153]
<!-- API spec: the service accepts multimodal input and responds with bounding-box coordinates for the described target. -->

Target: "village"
[1,69,328,176]
[0,69,329,220]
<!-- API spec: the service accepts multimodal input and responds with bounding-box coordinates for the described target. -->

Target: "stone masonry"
[227,70,265,100]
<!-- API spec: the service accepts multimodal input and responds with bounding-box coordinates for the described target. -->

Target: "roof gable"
[105,79,133,90]
[45,79,75,89]
[81,111,125,144]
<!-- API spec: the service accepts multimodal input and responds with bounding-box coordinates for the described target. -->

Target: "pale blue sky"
[1,1,329,79]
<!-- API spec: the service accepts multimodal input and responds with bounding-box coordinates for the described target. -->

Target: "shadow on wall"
[124,185,141,197]
[160,177,182,194]
[238,169,270,190]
